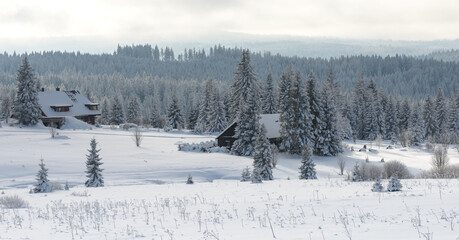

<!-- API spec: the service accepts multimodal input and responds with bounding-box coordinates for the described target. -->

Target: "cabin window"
[86,105,98,110]
[51,106,70,112]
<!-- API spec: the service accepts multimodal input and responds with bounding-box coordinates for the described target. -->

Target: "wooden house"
[37,89,101,128]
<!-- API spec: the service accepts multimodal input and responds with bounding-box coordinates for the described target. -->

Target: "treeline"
[0,44,458,99]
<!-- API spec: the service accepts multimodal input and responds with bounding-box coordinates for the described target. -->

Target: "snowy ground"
[1,123,459,239]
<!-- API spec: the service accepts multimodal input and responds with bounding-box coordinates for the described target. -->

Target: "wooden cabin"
[216,114,281,149]
[37,89,101,128]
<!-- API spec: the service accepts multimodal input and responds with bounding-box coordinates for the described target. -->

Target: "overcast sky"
[1,0,459,52]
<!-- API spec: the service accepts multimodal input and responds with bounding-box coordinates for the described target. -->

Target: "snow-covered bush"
[0,195,29,209]
[352,162,382,181]
[50,181,64,191]
[387,176,402,192]
[178,140,228,153]
[383,160,412,179]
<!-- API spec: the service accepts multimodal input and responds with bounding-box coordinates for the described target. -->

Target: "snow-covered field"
[1,123,459,239]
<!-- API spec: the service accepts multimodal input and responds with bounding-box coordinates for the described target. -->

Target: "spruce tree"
[109,95,125,125]
[435,89,448,143]
[352,74,366,139]
[352,163,362,182]
[231,93,260,156]
[166,95,183,129]
[0,95,12,123]
[317,74,342,156]
[229,50,260,120]
[13,56,41,126]
[372,179,383,192]
[99,97,110,125]
[126,96,140,123]
[278,66,295,152]
[399,99,411,133]
[423,95,436,140]
[196,79,214,132]
[385,96,399,140]
[85,138,104,187]
[251,168,262,183]
[262,72,277,114]
[241,167,251,182]
[292,71,313,154]
[448,95,458,143]
[208,91,227,133]
[387,176,402,192]
[410,104,424,146]
[299,144,317,180]
[306,71,325,154]
[149,104,160,128]
[186,174,194,184]
[252,124,274,180]
[33,158,51,193]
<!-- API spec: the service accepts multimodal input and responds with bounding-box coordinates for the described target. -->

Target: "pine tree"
[208,91,227,133]
[423,95,436,140]
[109,95,125,125]
[435,89,448,143]
[262,72,277,114]
[399,99,411,133]
[186,174,194,184]
[317,74,342,156]
[352,74,366,139]
[372,179,383,192]
[299,144,317,180]
[99,97,110,125]
[166,95,183,129]
[13,56,41,126]
[385,96,399,140]
[149,104,160,128]
[33,158,51,193]
[229,50,260,120]
[231,93,260,156]
[306,71,325,154]
[196,79,215,132]
[0,95,12,123]
[387,176,402,192]
[252,124,274,180]
[278,66,295,152]
[241,167,251,182]
[251,168,262,183]
[126,96,140,123]
[410,104,424,146]
[85,138,104,187]
[352,163,362,182]
[187,104,199,130]
[448,95,458,143]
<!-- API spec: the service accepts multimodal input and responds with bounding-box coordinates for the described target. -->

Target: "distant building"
[37,88,100,128]
[216,114,281,149]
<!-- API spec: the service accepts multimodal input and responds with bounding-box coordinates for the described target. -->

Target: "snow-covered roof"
[38,90,101,118]
[217,113,281,139]
[259,114,281,139]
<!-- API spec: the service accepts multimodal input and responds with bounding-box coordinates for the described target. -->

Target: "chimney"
[56,87,60,91]
[41,88,44,92]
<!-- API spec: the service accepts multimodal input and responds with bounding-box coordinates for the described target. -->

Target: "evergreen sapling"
[299,144,317,180]
[85,138,104,187]
[33,158,51,193]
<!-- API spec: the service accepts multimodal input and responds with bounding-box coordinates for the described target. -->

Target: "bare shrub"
[49,126,57,138]
[425,142,435,151]
[360,162,382,181]
[383,160,412,179]
[420,165,459,179]
[375,134,383,149]
[431,146,449,178]
[337,155,346,175]
[0,195,29,209]
[50,181,64,191]
[132,127,143,147]
[398,131,412,148]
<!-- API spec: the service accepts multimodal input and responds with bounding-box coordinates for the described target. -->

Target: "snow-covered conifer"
[251,169,262,183]
[352,163,362,182]
[252,124,274,180]
[278,66,294,152]
[99,97,110,125]
[372,179,383,192]
[435,89,448,142]
[166,95,183,129]
[85,138,104,187]
[13,57,41,126]
[186,174,194,184]
[231,93,260,156]
[399,99,411,133]
[241,167,251,182]
[262,72,277,114]
[306,71,326,154]
[126,96,141,123]
[299,144,317,180]
[149,104,160,128]
[208,91,227,133]
[110,95,125,125]
[229,50,260,119]
[33,158,51,193]
[0,95,12,123]
[410,104,424,146]
[423,95,437,140]
[387,176,402,192]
